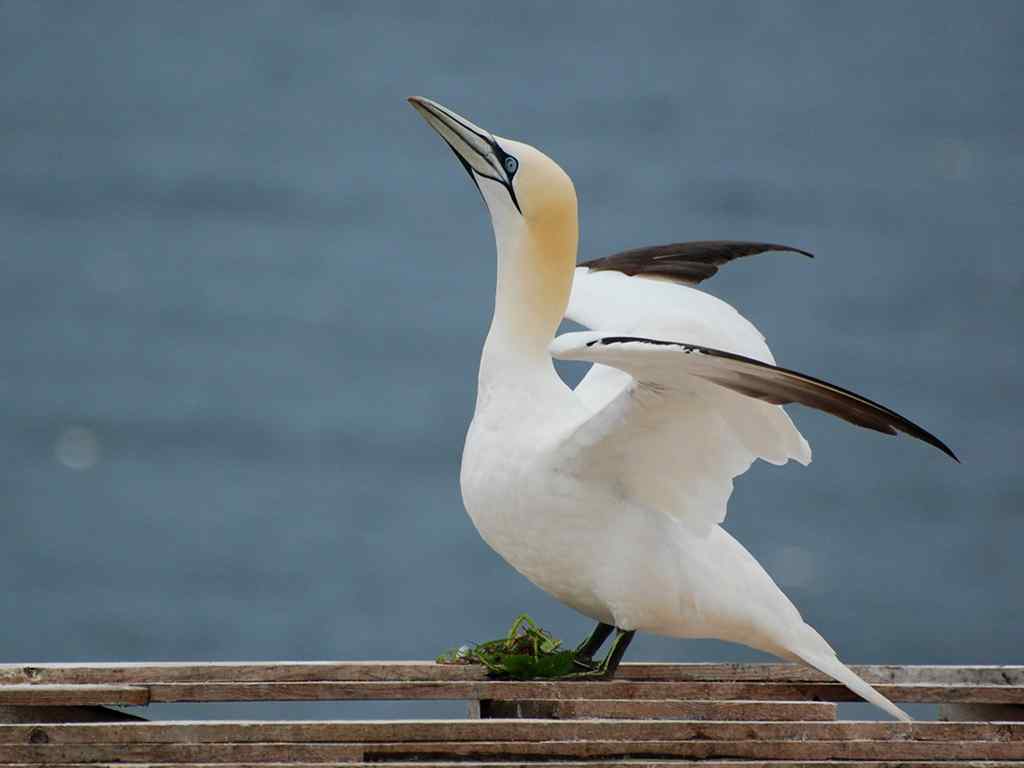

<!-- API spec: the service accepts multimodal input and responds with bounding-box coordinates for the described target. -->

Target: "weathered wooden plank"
[619,663,1024,686]
[138,679,1024,704]
[556,697,840,721]
[473,697,837,720]
[942,702,1024,722]
[0,705,145,725]
[0,661,481,686]
[3,766,1012,768]
[2,660,1023,686]
[1,718,1023,744]
[4,678,1022,706]
[4,738,1024,761]
[1,766,1008,768]
[0,687,148,708]
[0,742,360,762]
[372,738,1024,759]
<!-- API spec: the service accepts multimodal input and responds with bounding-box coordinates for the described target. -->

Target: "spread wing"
[555,332,957,452]
[580,240,813,286]
[557,268,955,535]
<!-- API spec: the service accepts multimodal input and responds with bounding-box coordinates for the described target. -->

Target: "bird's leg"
[566,627,636,678]
[596,628,636,677]
[573,621,614,670]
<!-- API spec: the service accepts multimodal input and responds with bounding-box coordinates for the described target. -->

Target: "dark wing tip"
[915,430,960,463]
[878,408,958,462]
[580,240,814,285]
[785,245,815,259]
[742,241,814,259]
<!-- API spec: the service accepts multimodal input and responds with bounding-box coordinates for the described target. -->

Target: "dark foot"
[564,626,636,679]
[573,621,614,670]
[600,629,636,677]
[572,655,599,672]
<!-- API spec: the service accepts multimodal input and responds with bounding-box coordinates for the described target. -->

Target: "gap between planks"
[471,697,837,720]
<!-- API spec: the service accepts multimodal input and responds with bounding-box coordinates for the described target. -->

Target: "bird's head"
[408,96,576,235]
[408,96,578,346]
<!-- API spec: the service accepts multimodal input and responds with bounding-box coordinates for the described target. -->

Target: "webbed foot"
[563,625,636,679]
[573,621,614,668]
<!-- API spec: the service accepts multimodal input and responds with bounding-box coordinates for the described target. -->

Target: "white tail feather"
[792,647,911,722]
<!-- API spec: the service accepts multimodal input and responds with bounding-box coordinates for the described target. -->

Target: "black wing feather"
[580,240,813,285]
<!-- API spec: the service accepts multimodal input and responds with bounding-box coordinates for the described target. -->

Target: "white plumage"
[409,96,955,722]
[561,270,812,534]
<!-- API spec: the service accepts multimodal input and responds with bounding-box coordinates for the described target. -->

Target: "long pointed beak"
[407,96,517,203]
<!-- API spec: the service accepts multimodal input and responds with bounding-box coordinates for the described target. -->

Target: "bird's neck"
[478,213,577,404]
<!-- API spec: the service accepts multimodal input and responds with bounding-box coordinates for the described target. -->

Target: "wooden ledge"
[2,660,1022,685]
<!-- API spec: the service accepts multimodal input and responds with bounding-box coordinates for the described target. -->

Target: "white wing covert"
[557,268,955,536]
[559,268,811,535]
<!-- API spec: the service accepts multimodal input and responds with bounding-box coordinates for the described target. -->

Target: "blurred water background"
[1,1,1022,719]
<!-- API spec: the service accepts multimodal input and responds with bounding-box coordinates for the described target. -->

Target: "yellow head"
[407,96,576,223]
[408,97,578,349]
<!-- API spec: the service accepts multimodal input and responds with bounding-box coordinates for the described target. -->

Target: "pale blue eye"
[504,156,518,175]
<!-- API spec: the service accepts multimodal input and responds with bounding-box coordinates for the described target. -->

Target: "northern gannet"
[408,96,956,722]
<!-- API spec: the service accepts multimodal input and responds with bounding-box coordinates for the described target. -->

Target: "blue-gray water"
[2,2,1021,720]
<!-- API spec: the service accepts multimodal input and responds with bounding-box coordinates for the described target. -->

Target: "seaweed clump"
[436,614,578,679]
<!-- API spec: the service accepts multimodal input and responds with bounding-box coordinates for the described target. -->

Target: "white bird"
[408,96,956,722]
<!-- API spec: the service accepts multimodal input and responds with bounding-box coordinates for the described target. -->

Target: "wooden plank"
[619,663,1024,685]
[139,679,1024,704]
[3,738,1024,762]
[14,765,1024,768]
[9,765,1024,768]
[1,719,1022,745]
[2,660,1023,686]
[941,702,1024,721]
[0,743,359,762]
[3,678,1022,706]
[473,697,838,720]
[542,697,840,721]
[0,686,148,708]
[0,705,145,724]
[0,661,482,685]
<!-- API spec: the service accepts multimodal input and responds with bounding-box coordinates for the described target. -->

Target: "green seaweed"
[436,614,580,679]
